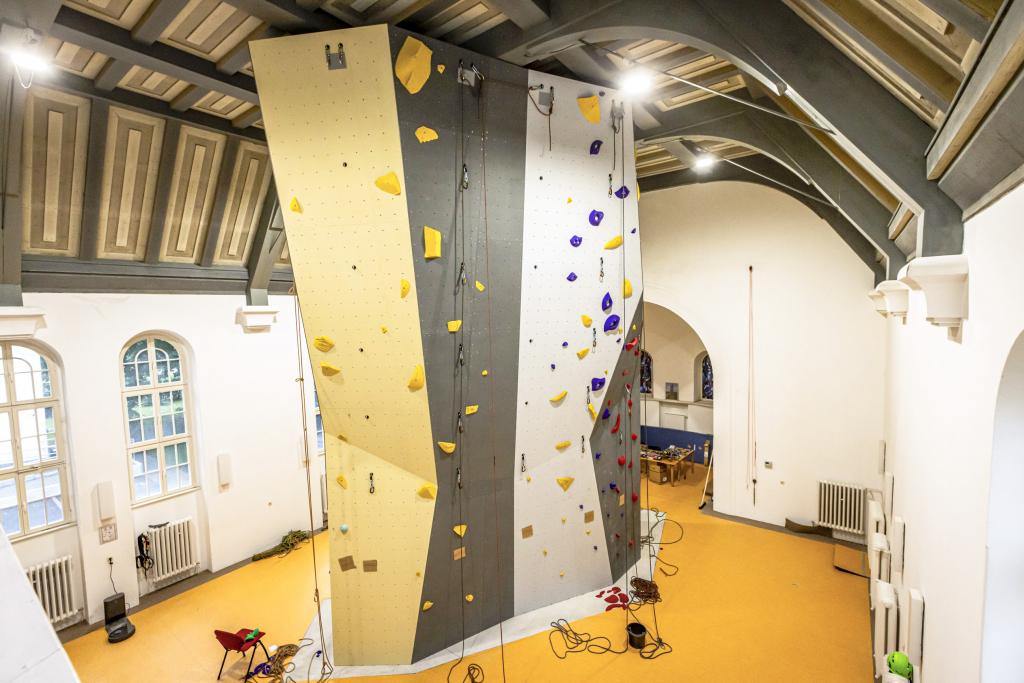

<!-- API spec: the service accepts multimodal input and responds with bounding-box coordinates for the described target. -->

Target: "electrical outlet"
[100,523,117,544]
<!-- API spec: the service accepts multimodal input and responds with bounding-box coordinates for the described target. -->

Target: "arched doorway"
[981,331,1024,680]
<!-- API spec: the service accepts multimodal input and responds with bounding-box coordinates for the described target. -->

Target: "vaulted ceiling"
[0,0,1019,300]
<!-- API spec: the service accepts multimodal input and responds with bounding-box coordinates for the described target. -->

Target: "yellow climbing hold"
[465,405,479,415]
[543,549,548,556]
[577,348,589,360]
[313,335,334,352]
[577,95,601,124]
[408,364,425,391]
[415,126,438,143]
[482,369,489,377]
[475,280,485,292]
[375,171,402,195]
[604,235,623,250]
[336,475,348,489]
[437,64,445,74]
[560,571,565,577]
[423,226,441,259]
[394,36,432,95]
[288,196,302,213]
[624,278,633,298]
[465,594,474,603]
[588,403,597,420]
[581,315,592,328]
[438,441,456,454]
[320,362,340,377]
[453,524,467,538]
[418,483,437,499]
[447,320,462,332]
[422,601,433,611]
[549,390,568,403]
[555,440,571,450]
[556,476,575,491]
[561,517,566,524]
[381,326,388,334]
[567,197,573,203]
[526,475,532,482]
[401,278,411,298]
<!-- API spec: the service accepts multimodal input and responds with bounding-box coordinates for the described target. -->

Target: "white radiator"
[25,555,78,625]
[817,481,866,534]
[147,518,197,584]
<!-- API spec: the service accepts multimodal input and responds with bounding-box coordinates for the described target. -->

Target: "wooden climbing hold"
[437,441,456,454]
[408,364,425,391]
[320,362,341,377]
[313,336,334,352]
[453,524,467,537]
[374,171,402,196]
[556,476,575,491]
[336,475,348,489]
[417,483,437,499]
[549,390,568,403]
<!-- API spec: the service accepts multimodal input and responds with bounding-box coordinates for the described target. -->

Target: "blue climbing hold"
[589,210,604,226]
[614,185,630,199]
[631,228,637,234]
[602,408,610,420]
[591,377,606,391]
[590,140,602,155]
[570,235,582,247]
[595,452,602,459]
[567,272,578,282]
[551,363,556,370]
[604,314,620,332]
[602,292,613,311]
[562,341,568,347]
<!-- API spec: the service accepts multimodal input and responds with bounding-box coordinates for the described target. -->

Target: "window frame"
[313,390,324,455]
[120,336,197,505]
[0,342,73,540]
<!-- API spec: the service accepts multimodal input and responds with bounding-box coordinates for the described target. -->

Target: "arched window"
[640,350,653,394]
[701,354,714,401]
[0,344,69,537]
[121,336,194,502]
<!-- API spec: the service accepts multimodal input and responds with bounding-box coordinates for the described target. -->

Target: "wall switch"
[100,522,117,544]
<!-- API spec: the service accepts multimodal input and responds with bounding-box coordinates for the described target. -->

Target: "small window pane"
[0,413,12,470]
[25,472,45,529]
[18,407,58,468]
[154,339,181,384]
[42,468,63,526]
[315,414,324,452]
[126,395,156,444]
[165,443,190,493]
[159,390,186,437]
[11,346,53,401]
[0,359,7,404]
[0,477,19,535]
[123,340,148,388]
[131,448,160,500]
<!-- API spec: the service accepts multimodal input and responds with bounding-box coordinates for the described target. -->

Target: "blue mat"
[640,426,713,464]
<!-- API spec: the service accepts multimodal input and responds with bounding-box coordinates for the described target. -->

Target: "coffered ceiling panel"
[212,140,272,265]
[159,126,226,263]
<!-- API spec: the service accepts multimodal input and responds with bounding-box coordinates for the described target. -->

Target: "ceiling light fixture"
[0,25,50,88]
[694,154,718,172]
[619,69,653,97]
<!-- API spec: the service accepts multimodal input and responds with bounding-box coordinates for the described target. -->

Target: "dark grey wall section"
[388,26,527,663]
[588,298,643,580]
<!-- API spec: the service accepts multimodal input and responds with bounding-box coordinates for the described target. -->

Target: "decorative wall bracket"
[898,255,969,333]
[869,281,910,322]
[0,307,47,339]
[235,305,279,332]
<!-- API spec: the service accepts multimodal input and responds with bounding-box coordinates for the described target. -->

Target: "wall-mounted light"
[1,25,50,88]
[619,68,653,97]
[694,154,718,172]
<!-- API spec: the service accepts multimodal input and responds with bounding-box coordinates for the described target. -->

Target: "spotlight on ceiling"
[7,48,50,74]
[619,69,653,97]
[694,154,718,172]
[0,25,50,83]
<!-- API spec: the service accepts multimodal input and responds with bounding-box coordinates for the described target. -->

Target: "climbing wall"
[513,71,643,614]
[251,25,641,667]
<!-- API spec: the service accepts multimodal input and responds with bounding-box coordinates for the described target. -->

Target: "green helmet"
[887,651,913,679]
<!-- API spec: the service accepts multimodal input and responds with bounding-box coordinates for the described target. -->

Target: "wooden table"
[640,448,695,486]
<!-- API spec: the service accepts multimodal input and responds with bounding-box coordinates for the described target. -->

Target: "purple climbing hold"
[562,341,569,347]
[595,452,602,459]
[570,235,582,247]
[567,272,578,282]
[591,377,606,391]
[579,504,584,509]
[589,210,604,226]
[590,140,603,155]
[602,408,610,420]
[610,481,618,490]
[550,364,556,370]
[602,292,613,311]
[604,315,621,332]
[614,185,630,199]
[631,228,637,234]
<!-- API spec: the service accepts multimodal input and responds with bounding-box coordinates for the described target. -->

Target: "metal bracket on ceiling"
[325,42,346,70]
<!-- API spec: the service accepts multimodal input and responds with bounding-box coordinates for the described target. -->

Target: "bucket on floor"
[627,622,647,649]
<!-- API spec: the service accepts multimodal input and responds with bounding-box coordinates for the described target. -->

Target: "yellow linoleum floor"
[65,466,872,682]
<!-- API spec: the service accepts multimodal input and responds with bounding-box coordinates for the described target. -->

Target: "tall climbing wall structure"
[250,25,643,666]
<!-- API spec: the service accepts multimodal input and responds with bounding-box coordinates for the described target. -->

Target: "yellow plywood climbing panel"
[251,25,435,666]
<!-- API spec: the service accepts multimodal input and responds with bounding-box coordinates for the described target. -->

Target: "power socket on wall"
[100,522,117,544]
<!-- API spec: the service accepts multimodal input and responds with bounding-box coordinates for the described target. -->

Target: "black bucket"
[627,622,647,649]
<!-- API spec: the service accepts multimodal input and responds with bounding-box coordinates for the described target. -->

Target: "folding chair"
[214,628,270,680]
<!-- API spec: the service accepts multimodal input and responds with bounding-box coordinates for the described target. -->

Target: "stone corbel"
[898,255,968,334]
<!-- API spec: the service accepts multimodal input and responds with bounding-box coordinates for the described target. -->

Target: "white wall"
[640,182,885,526]
[883,182,1024,682]
[10,293,323,625]
[643,301,706,401]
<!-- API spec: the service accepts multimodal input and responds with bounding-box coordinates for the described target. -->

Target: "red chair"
[214,628,270,680]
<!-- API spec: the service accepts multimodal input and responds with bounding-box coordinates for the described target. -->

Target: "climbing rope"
[251,530,310,562]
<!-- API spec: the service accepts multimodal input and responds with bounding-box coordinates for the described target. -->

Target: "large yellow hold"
[394,36,432,95]
[581,315,592,328]
[549,390,568,403]
[415,126,438,143]
[577,95,600,124]
[556,477,575,491]
[447,320,462,332]
[375,171,402,195]
[604,235,623,250]
[577,348,589,360]
[320,362,341,377]
[437,441,456,454]
[313,336,334,352]
[423,226,442,259]
[418,483,437,499]
[407,364,425,391]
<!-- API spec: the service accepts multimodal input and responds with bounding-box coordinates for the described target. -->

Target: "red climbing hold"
[617,455,626,466]
[630,433,638,441]
[627,460,633,469]
[614,532,621,539]
[631,492,639,502]
[628,399,633,408]
[625,337,639,351]
[626,383,632,391]
[611,414,620,433]
[628,539,635,547]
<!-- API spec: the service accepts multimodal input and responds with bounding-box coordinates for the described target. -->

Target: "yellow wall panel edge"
[251,26,434,665]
